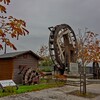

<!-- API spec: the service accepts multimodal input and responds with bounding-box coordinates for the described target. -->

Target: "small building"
[0,50,41,84]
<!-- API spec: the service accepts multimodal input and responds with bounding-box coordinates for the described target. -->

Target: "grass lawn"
[16,83,64,94]
[0,79,65,98]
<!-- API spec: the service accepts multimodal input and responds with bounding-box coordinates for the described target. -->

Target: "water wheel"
[22,67,39,85]
[49,24,77,75]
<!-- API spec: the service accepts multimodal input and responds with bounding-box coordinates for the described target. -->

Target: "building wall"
[13,53,38,84]
[0,59,13,80]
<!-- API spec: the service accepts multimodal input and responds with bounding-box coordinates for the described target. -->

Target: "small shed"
[0,50,41,84]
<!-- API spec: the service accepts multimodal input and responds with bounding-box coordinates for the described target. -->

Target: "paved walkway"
[87,84,100,94]
[0,84,100,100]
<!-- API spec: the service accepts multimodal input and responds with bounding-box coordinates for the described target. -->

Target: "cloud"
[1,0,100,53]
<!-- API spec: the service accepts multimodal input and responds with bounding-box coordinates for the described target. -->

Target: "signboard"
[0,80,18,90]
[70,63,79,74]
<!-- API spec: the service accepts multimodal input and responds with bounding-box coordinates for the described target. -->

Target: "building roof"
[0,50,42,60]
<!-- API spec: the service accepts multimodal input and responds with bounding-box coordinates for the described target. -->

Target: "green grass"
[16,83,61,94]
[0,79,65,98]
[0,86,16,97]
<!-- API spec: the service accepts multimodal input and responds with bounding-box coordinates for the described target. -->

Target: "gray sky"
[1,0,100,54]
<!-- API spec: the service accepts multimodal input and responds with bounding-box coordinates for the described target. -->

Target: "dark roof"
[0,50,42,60]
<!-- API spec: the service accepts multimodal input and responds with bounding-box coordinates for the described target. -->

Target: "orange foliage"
[0,0,10,13]
[0,0,10,5]
[0,4,6,13]
[0,0,29,50]
[77,31,100,65]
[54,74,67,80]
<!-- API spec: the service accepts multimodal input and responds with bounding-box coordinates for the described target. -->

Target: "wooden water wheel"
[49,24,77,75]
[22,67,39,85]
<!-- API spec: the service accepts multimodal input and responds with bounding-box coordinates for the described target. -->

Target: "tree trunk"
[83,73,86,94]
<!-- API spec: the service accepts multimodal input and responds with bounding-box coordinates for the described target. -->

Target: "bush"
[40,66,53,72]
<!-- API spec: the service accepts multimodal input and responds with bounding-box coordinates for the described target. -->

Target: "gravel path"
[0,84,100,100]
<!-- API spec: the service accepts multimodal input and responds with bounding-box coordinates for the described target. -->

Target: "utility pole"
[4,38,9,54]
[4,42,6,54]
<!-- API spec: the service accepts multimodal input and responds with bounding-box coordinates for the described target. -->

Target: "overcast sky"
[1,0,100,54]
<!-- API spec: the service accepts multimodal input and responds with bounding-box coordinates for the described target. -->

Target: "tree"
[77,29,100,94]
[37,45,48,58]
[37,45,53,66]
[0,0,29,51]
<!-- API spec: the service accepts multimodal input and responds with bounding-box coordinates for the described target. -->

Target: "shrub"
[40,66,52,72]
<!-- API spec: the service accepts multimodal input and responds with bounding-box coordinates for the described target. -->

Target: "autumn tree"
[37,45,53,66]
[0,0,29,51]
[77,29,100,94]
